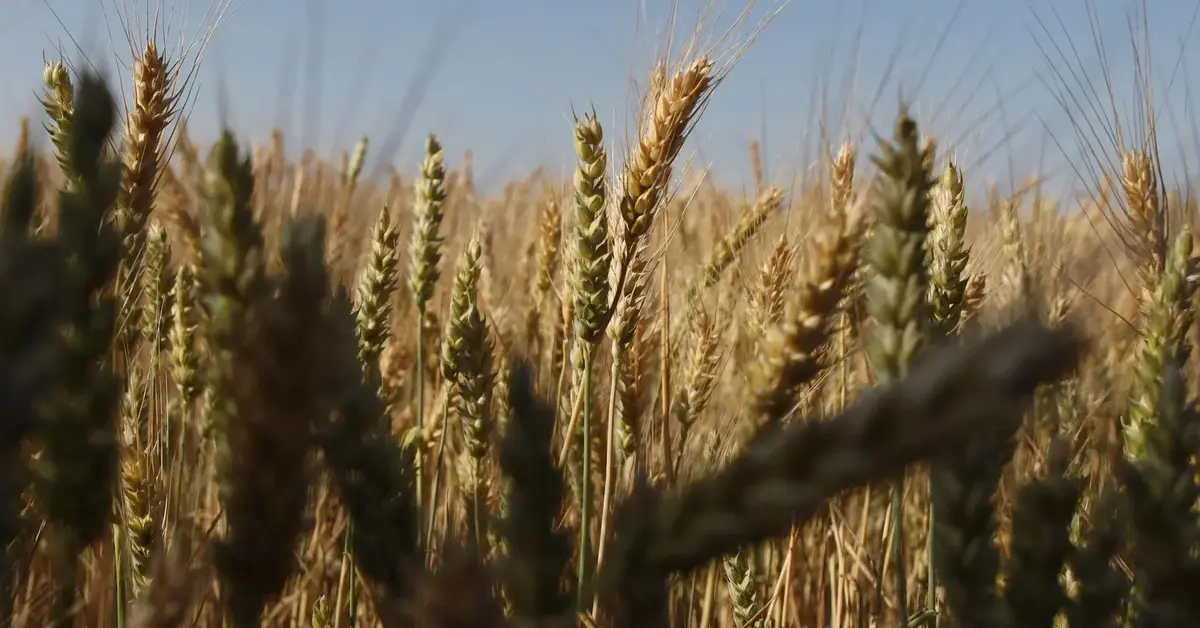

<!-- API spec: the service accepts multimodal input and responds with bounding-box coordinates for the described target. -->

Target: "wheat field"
[0,1,1198,627]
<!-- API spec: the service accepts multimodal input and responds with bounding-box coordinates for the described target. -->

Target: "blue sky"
[1,0,1197,195]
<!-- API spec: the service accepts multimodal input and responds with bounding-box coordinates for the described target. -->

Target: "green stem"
[114,527,125,628]
[577,347,594,604]
[414,313,425,516]
[345,520,358,627]
[927,497,936,625]
[892,479,907,625]
[425,387,450,558]
[593,352,621,614]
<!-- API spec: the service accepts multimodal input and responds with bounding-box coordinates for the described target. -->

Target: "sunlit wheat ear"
[832,142,856,212]
[310,596,332,628]
[409,135,449,315]
[928,160,972,337]
[442,235,496,540]
[1125,228,1195,462]
[439,235,489,406]
[743,201,862,439]
[700,187,782,286]
[962,272,988,322]
[138,224,170,353]
[558,109,613,601]
[748,234,793,352]
[611,57,716,308]
[116,42,179,339]
[526,195,562,362]
[329,135,370,260]
[429,231,485,541]
[118,42,176,229]
[346,136,368,190]
[836,142,872,327]
[688,186,781,305]
[670,305,723,473]
[569,110,612,345]
[676,187,779,366]
[619,57,714,240]
[354,205,401,370]
[119,364,155,595]
[408,135,448,516]
[999,200,1035,314]
[336,136,367,207]
[1120,149,1166,305]
[349,202,401,577]
[167,263,200,409]
[492,342,515,408]
[598,318,1083,628]
[40,59,78,188]
[920,137,937,171]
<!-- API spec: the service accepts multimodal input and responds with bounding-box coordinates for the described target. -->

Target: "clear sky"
[0,0,1197,195]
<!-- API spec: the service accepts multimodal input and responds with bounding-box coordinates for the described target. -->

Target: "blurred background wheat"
[0,0,1199,626]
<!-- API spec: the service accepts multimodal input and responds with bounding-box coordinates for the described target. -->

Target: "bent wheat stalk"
[597,317,1083,628]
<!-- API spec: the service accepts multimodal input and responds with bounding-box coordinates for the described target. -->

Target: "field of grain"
[0,1,1198,627]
